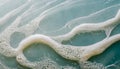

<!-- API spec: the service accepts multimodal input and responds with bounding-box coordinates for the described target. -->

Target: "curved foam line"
[23,0,83,27]
[16,34,85,63]
[52,9,120,42]
[40,4,120,35]
[16,0,65,36]
[0,1,30,26]
[18,0,94,35]
[0,17,22,57]
[15,34,81,68]
[16,53,36,68]
[21,0,58,18]
[0,0,119,68]
[0,10,31,57]
[80,34,120,61]
[67,4,120,28]
[16,33,120,63]
[28,0,67,23]
[16,34,61,52]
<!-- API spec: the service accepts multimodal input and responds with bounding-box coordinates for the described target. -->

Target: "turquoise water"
[0,0,120,69]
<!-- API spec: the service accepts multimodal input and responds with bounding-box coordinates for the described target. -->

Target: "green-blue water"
[0,0,120,69]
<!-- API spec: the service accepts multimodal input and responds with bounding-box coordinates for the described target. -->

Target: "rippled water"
[0,0,120,69]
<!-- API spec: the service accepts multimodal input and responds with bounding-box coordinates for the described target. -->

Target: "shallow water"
[0,0,120,69]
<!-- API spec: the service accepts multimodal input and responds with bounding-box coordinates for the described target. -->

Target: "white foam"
[0,1,30,26]
[14,10,120,68]
[15,33,120,63]
[0,0,119,68]
[41,2,120,36]
[52,9,120,42]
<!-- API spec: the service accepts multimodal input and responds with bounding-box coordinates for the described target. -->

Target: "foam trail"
[0,2,37,37]
[0,7,35,57]
[15,34,120,68]
[14,1,50,26]
[18,0,80,30]
[0,0,119,68]
[16,0,65,36]
[67,4,120,28]
[105,60,120,68]
[0,1,31,26]
[14,32,120,69]
[20,0,56,18]
[79,34,120,61]
[43,4,120,35]
[0,5,37,42]
[16,53,36,68]
[16,34,61,53]
[0,17,23,57]
[52,9,120,42]
[16,52,75,69]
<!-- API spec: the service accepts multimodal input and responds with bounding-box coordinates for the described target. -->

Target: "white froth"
[0,0,119,68]
[15,9,120,68]
[53,9,120,42]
